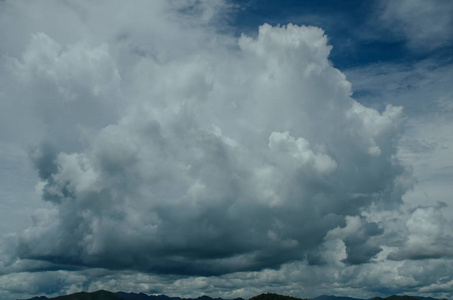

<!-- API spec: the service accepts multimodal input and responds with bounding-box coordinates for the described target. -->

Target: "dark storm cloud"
[31,143,58,181]
[323,216,385,265]
[30,143,77,204]
[342,222,383,265]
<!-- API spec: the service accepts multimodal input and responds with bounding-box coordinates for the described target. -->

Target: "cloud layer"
[1,1,452,300]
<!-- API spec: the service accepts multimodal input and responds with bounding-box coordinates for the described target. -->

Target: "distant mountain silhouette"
[312,295,448,300]
[249,293,308,300]
[53,290,123,299]
[413,297,448,300]
[21,291,245,300]
[372,296,448,300]
[115,293,240,300]
[116,292,154,300]
[22,290,122,300]
[374,296,418,300]
[19,291,448,300]
[312,295,363,300]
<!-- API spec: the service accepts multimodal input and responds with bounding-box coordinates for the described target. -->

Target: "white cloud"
[387,207,453,260]
[1,1,452,299]
[268,131,337,174]
[345,59,453,218]
[379,0,453,49]
[5,20,408,280]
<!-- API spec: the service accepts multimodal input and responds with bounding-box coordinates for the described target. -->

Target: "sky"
[0,1,453,299]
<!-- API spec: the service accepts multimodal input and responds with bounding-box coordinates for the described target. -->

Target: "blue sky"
[231,0,451,68]
[0,1,453,300]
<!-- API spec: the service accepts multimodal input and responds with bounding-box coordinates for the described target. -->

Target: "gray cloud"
[1,1,453,300]
[387,207,453,261]
[9,20,408,276]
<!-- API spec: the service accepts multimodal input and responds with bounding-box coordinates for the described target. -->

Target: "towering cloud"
[6,2,453,300]
[10,22,408,276]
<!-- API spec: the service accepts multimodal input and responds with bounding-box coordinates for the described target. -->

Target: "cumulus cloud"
[388,207,453,261]
[3,19,408,277]
[325,216,384,265]
[344,50,453,272]
[5,1,453,299]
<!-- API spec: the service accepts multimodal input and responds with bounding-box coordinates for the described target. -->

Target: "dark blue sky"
[230,0,449,69]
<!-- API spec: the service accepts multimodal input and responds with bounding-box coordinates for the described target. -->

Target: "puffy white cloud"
[388,207,453,260]
[268,131,337,174]
[6,20,408,278]
[345,58,453,221]
[3,1,453,299]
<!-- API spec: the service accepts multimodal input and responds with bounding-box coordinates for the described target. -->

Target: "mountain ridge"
[19,291,450,300]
